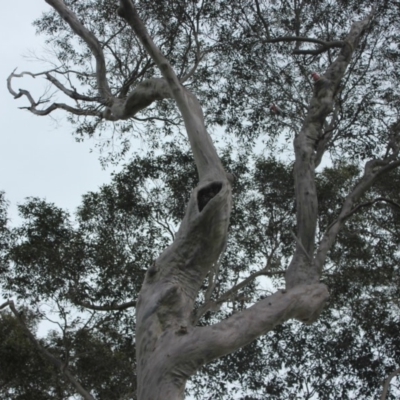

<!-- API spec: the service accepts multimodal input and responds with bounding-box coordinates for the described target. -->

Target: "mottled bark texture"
[285,13,376,289]
[116,1,329,399]
[8,1,391,399]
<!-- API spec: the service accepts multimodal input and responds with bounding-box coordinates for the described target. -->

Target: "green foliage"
[3,0,400,398]
[2,152,399,399]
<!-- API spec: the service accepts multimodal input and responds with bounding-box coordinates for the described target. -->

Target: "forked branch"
[45,0,112,100]
[9,1,204,122]
[118,0,225,182]
[184,283,329,365]
[285,10,376,288]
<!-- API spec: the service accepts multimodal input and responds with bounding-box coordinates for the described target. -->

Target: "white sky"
[0,2,115,223]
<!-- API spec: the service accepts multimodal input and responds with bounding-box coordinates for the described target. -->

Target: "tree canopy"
[2,0,400,399]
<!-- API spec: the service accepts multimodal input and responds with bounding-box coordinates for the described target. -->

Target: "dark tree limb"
[315,159,400,272]
[260,36,345,55]
[1,301,95,400]
[264,36,344,47]
[254,0,271,40]
[74,299,136,312]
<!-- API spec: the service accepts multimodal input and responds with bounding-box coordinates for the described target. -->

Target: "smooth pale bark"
[7,1,176,120]
[285,12,375,288]
[45,0,112,101]
[8,2,397,399]
[117,2,330,399]
[117,3,231,398]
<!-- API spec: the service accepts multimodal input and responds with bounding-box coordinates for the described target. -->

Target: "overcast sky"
[0,2,115,224]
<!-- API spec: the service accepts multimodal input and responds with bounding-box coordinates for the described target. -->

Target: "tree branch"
[118,0,225,182]
[7,69,104,118]
[3,301,95,400]
[74,299,136,312]
[315,159,400,272]
[183,284,329,365]
[254,0,271,40]
[45,0,112,101]
[381,367,400,400]
[45,73,103,102]
[192,266,285,324]
[260,35,345,55]
[285,11,376,288]
[116,77,172,119]
[264,36,344,47]
[343,196,400,219]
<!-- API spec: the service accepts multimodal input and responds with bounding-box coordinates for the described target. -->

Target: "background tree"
[2,0,400,399]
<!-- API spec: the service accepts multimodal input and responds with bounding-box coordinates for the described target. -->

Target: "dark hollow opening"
[197,182,222,212]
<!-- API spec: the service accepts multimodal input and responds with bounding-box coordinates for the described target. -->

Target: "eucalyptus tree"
[3,0,400,399]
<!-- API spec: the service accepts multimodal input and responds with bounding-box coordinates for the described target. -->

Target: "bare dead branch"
[18,97,103,117]
[7,69,56,97]
[7,69,104,118]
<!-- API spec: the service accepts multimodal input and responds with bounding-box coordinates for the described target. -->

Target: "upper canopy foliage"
[8,0,400,160]
[2,0,400,399]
